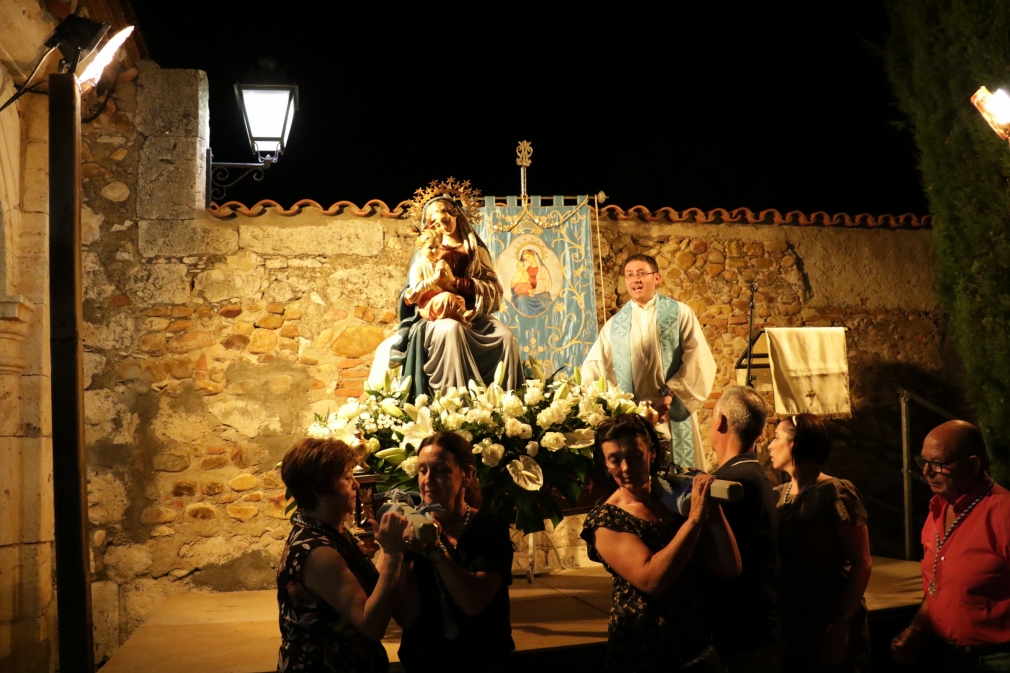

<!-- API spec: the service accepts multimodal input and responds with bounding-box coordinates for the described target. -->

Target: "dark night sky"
[131,1,928,216]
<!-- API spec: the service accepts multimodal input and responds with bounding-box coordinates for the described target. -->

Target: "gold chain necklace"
[928,481,993,597]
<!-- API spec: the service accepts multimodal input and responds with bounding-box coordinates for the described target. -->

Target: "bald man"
[891,420,1010,671]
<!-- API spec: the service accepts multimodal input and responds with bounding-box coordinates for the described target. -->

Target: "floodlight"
[971,86,1010,140]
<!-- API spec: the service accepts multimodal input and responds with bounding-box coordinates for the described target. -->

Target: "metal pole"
[899,389,912,561]
[49,72,94,672]
[745,283,756,387]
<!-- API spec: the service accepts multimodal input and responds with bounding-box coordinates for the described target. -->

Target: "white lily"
[564,428,596,449]
[403,403,419,421]
[380,398,406,418]
[399,407,434,451]
[494,361,506,387]
[507,456,544,491]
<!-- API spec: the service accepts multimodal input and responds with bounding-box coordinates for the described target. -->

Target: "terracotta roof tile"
[206,199,931,229]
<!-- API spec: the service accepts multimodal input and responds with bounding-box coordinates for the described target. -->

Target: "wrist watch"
[659,385,672,398]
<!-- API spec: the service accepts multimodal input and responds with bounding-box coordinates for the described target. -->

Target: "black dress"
[775,478,871,673]
[398,509,514,672]
[581,503,721,672]
[276,511,388,673]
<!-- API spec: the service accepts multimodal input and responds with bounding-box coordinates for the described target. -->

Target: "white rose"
[441,411,464,430]
[526,441,539,458]
[366,438,382,454]
[482,443,504,467]
[458,430,473,443]
[500,392,526,419]
[519,423,533,439]
[414,394,430,408]
[400,455,419,478]
[505,417,526,438]
[586,412,606,427]
[524,386,545,406]
[536,406,565,429]
[541,432,566,452]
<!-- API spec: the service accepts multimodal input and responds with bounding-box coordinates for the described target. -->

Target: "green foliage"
[885,0,1010,482]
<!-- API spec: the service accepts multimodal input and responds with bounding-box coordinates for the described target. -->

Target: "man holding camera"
[707,386,782,673]
[581,254,716,469]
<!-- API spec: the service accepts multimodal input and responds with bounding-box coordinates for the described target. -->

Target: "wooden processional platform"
[99,558,923,673]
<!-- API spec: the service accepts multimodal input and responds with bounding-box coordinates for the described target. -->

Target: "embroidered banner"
[476,195,598,379]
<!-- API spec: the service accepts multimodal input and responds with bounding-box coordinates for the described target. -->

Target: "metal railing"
[898,388,955,560]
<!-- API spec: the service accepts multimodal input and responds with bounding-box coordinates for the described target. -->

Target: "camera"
[375,489,442,545]
[655,467,743,517]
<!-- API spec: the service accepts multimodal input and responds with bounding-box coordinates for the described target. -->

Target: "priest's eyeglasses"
[914,455,962,474]
[624,270,658,279]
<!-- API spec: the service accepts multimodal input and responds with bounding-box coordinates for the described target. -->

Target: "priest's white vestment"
[581,294,716,468]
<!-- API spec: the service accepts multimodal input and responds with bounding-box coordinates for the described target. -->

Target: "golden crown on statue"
[407,177,484,228]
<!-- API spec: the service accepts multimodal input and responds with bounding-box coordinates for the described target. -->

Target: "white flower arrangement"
[305,358,639,534]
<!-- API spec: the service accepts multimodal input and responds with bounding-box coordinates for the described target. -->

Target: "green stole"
[611,294,695,467]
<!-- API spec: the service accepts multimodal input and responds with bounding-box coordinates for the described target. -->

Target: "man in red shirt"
[891,420,1010,671]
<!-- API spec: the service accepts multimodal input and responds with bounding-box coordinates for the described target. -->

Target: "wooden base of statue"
[352,468,379,555]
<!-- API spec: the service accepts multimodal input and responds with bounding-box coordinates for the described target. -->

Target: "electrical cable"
[0,45,57,115]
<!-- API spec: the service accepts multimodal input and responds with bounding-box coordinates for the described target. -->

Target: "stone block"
[283,308,301,321]
[167,331,213,353]
[233,321,254,336]
[22,141,48,214]
[266,303,285,314]
[128,264,191,305]
[91,580,119,663]
[171,480,197,497]
[279,324,299,339]
[248,329,278,354]
[185,503,217,520]
[153,451,190,472]
[226,504,258,522]
[200,480,224,495]
[207,398,281,438]
[138,219,238,257]
[240,218,383,257]
[166,319,192,333]
[0,437,53,546]
[142,317,170,331]
[255,314,283,330]
[19,374,51,437]
[103,544,153,583]
[138,333,167,356]
[140,506,177,525]
[0,542,53,622]
[200,455,228,470]
[194,251,264,303]
[331,325,386,357]
[221,334,250,351]
[167,358,196,379]
[100,181,131,203]
[136,136,204,220]
[136,68,209,139]
[219,304,242,319]
[17,214,49,305]
[228,473,258,491]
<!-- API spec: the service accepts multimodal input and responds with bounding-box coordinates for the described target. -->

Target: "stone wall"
[78,64,958,663]
[0,3,60,671]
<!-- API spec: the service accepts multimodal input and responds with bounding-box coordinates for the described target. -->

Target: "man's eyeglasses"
[624,270,657,280]
[914,455,962,474]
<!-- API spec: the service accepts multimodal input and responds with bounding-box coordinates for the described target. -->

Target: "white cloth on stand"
[765,326,851,418]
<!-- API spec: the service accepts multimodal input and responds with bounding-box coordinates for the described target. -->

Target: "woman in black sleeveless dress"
[277,438,409,673]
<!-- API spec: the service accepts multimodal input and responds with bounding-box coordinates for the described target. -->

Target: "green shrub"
[886,0,1010,482]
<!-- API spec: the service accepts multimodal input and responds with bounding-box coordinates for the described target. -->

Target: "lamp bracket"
[205,148,273,207]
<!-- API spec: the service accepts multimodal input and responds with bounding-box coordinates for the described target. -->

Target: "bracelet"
[424,542,448,561]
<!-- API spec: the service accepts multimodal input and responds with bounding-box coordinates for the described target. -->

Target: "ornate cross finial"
[516,140,532,199]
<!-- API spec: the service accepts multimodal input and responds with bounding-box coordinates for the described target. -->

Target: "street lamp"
[971,86,1010,142]
[206,63,298,207]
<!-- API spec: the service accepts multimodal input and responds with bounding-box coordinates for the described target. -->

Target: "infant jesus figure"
[404,229,474,328]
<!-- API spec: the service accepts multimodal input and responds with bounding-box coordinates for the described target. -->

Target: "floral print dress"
[581,503,715,671]
[276,512,388,673]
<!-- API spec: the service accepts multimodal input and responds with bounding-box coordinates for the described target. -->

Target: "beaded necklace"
[928,481,994,598]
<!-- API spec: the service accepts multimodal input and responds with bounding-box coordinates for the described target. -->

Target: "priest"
[581,254,716,468]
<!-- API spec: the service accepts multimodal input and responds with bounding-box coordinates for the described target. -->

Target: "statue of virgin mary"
[368,180,521,396]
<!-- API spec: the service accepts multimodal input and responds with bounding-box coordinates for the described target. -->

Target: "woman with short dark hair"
[277,438,408,673]
[769,414,873,673]
[397,430,514,672]
[580,414,741,672]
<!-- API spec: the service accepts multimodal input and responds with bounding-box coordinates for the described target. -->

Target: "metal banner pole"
[899,389,912,561]
[49,71,95,672]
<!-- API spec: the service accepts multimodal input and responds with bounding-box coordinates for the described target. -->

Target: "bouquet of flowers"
[306,358,640,534]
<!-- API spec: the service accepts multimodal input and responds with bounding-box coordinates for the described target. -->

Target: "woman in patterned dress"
[580,414,742,672]
[276,438,409,673]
